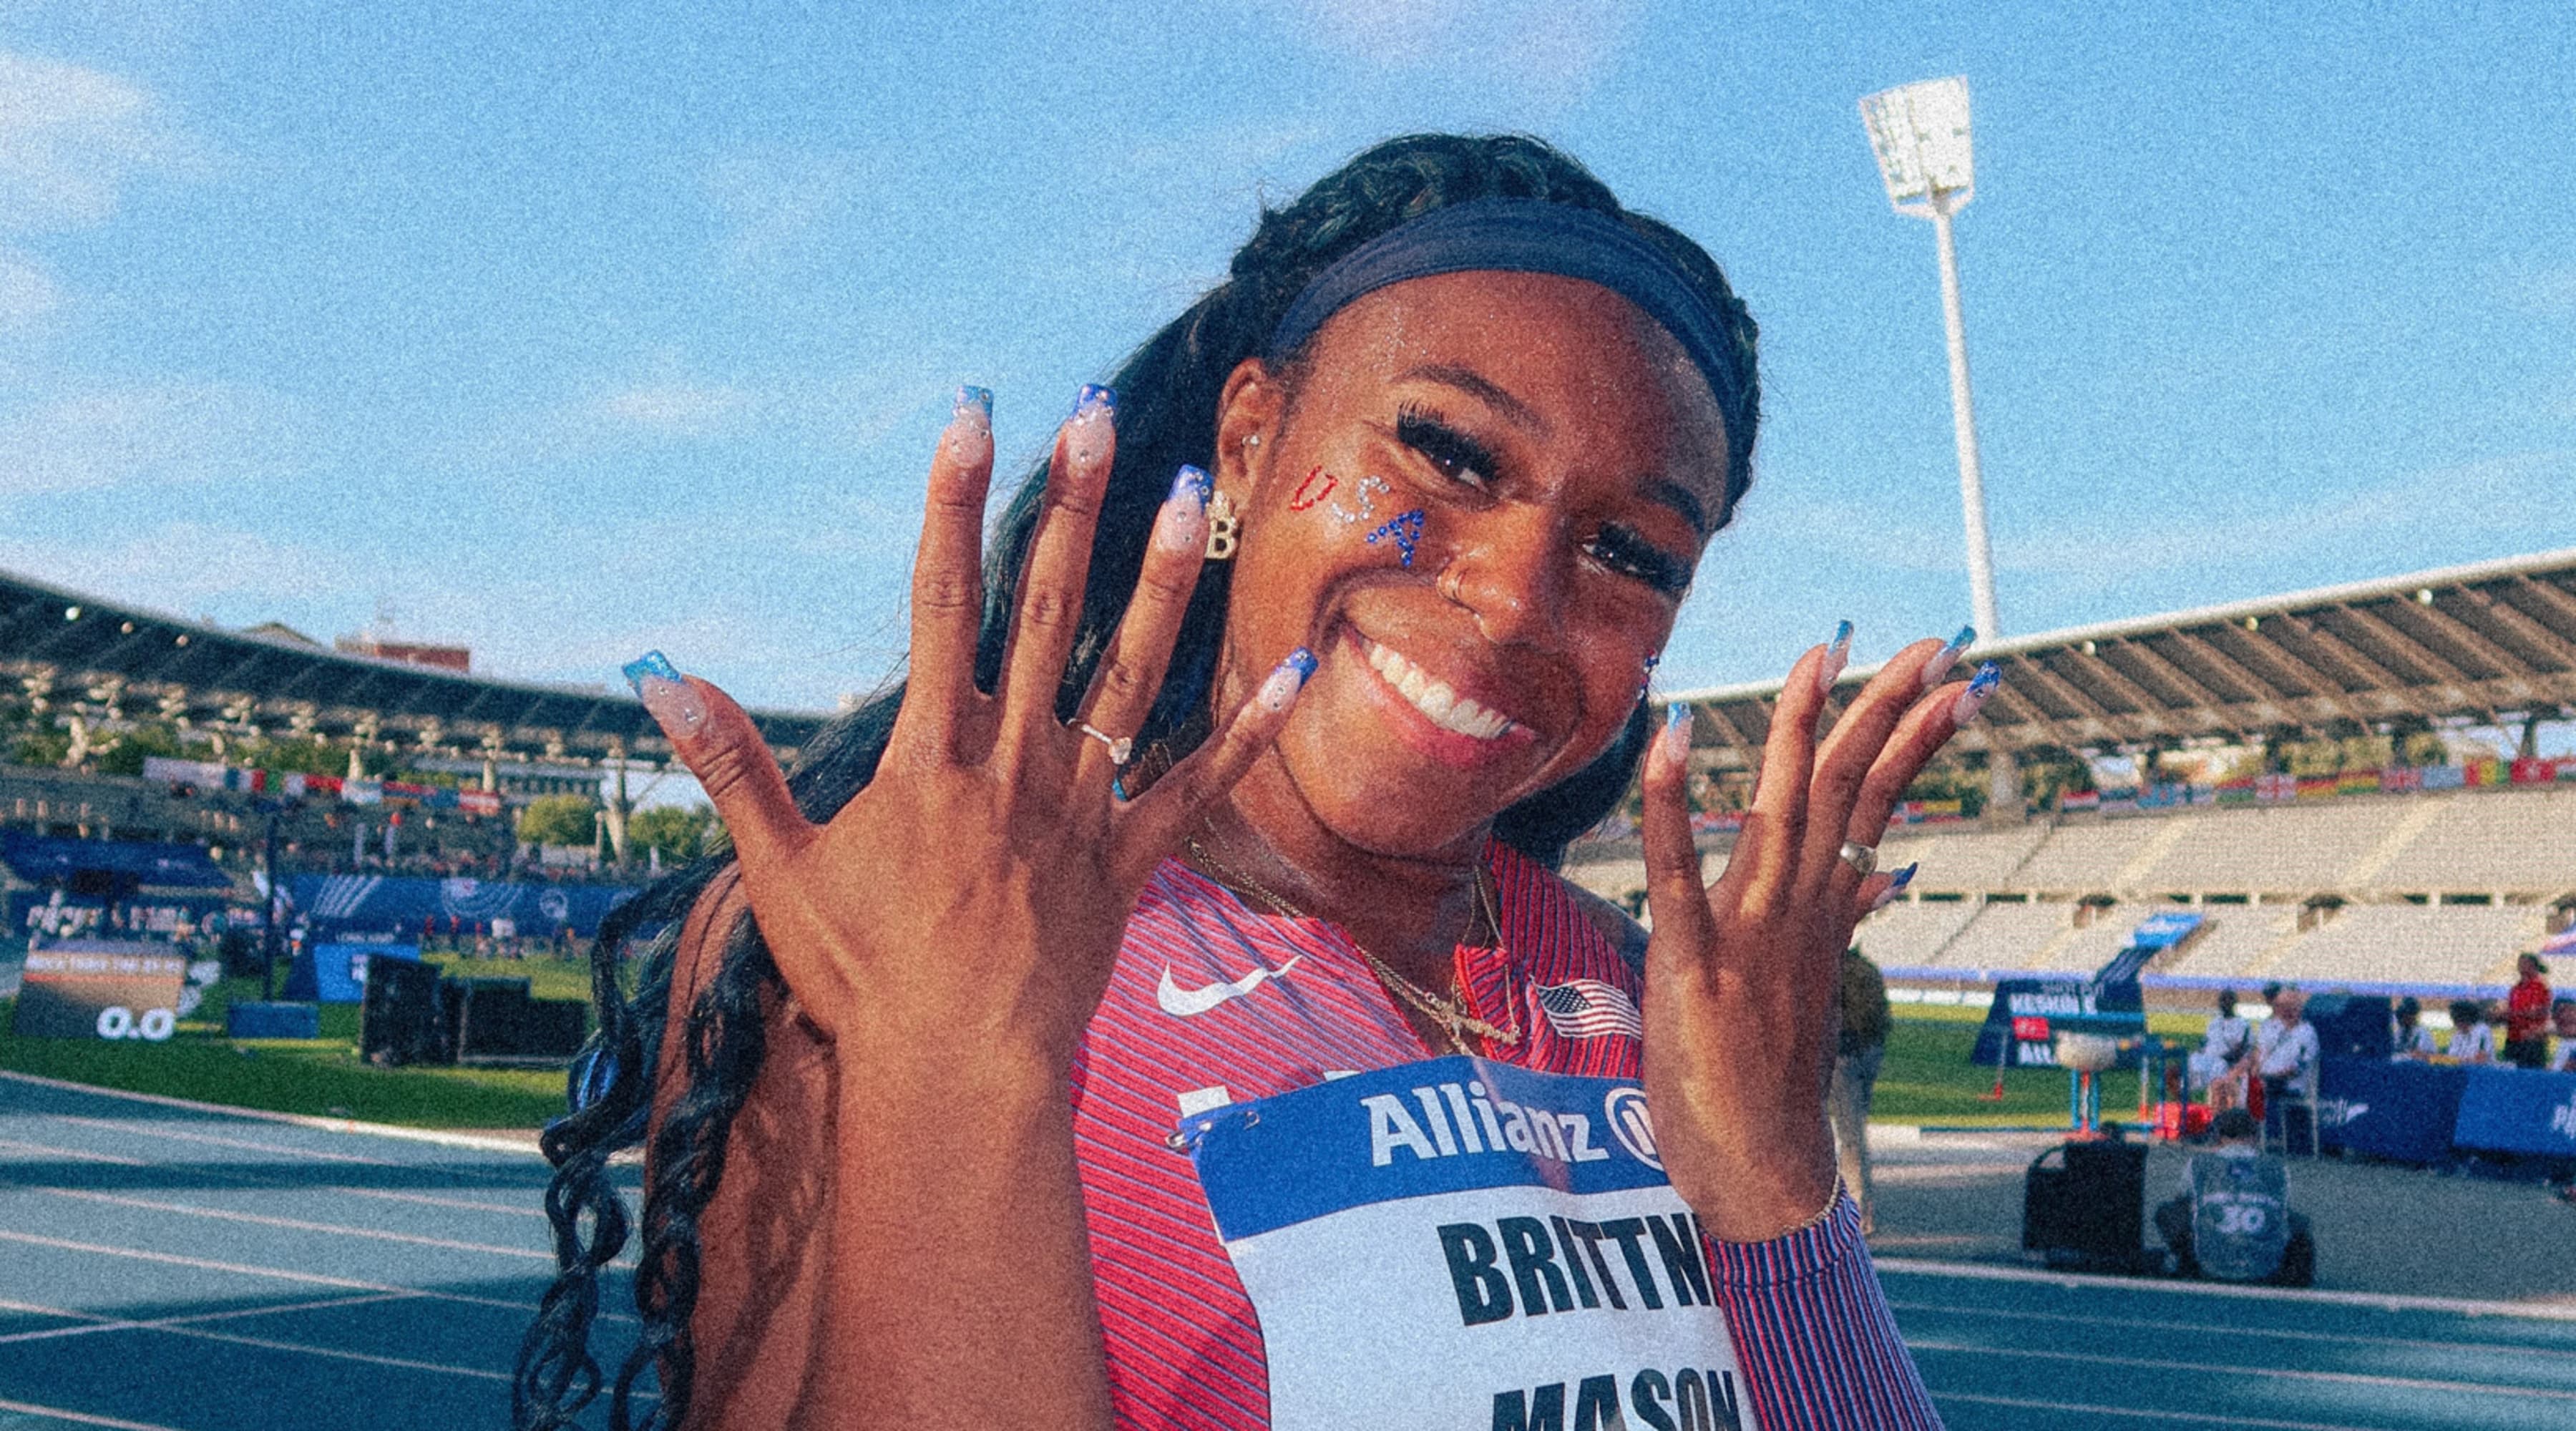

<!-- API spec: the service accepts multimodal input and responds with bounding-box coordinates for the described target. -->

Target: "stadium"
[1567,545,2576,1005]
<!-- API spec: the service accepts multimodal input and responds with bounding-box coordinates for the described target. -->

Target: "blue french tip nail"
[622,650,680,697]
[1967,660,2001,693]
[954,385,992,420]
[1889,862,1919,891]
[1665,703,1689,730]
[1171,464,1212,505]
[1946,625,1976,653]
[1828,620,1853,654]
[1073,384,1117,419]
[1284,647,1319,682]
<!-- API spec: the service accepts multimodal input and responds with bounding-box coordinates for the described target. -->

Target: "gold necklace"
[1181,833,1523,1053]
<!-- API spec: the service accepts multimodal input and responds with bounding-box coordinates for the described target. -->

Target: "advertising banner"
[288,874,639,939]
[2449,1066,2576,1158]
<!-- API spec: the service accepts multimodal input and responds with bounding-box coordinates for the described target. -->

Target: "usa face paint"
[1366,509,1426,569]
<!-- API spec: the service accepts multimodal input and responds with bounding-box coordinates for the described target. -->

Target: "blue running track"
[4,1072,2571,1430]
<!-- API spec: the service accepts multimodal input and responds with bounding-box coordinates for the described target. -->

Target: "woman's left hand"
[1635,634,1992,1241]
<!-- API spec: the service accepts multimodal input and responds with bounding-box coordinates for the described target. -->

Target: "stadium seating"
[2366,788,2576,895]
[2253,904,2545,989]
[1850,897,1984,970]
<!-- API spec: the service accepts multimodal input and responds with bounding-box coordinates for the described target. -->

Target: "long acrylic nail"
[1869,862,1921,912]
[1818,620,1853,694]
[1662,702,1692,763]
[625,651,708,738]
[1951,660,2001,725]
[1156,465,1212,555]
[1920,624,1976,691]
[1258,647,1317,712]
[1065,384,1116,467]
[954,385,993,428]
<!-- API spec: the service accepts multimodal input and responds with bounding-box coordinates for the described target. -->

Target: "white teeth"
[1360,639,1515,741]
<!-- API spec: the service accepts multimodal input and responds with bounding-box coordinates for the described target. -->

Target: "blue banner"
[287,874,639,939]
[2316,1058,2466,1164]
[2450,1065,2576,1158]
[1970,979,2147,1068]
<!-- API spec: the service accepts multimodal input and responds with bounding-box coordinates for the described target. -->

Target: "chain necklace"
[1182,832,1523,1055]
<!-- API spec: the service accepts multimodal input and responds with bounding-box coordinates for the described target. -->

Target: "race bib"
[1183,1056,1758,1430]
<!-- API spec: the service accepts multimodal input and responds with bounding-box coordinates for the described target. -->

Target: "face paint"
[1327,474,1390,526]
[1289,467,1339,511]
[1365,509,1426,568]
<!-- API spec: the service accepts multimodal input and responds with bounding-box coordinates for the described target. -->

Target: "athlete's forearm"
[810,1048,1113,1431]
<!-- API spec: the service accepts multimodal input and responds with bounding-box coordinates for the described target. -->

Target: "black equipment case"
[2023,1133,2152,1272]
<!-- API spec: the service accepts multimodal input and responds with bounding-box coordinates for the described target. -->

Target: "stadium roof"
[0,567,828,766]
[1664,546,2576,770]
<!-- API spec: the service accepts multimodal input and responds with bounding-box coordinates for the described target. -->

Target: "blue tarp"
[1,834,233,889]
[285,873,640,939]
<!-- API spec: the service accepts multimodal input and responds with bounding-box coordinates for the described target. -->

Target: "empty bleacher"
[1850,897,1984,970]
[2368,788,2576,895]
[2255,904,2545,989]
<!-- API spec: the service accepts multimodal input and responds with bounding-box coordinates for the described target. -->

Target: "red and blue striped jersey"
[1068,844,1942,1429]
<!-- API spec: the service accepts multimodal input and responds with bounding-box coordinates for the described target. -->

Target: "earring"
[1242,434,1261,449]
[1205,492,1240,561]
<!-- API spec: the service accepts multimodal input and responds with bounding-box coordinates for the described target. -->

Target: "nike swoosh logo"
[1157,957,1302,1017]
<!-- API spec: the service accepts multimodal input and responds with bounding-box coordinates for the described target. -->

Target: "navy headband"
[1264,197,1746,441]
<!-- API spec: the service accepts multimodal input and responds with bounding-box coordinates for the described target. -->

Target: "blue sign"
[2450,1066,2576,1158]
[2316,1058,2465,1164]
[288,874,638,939]
[281,942,419,1004]
[1971,979,2147,1068]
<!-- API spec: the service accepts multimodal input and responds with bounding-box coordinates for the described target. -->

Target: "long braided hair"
[512,132,1762,1430]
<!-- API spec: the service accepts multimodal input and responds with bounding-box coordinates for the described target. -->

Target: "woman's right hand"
[633,387,1310,1078]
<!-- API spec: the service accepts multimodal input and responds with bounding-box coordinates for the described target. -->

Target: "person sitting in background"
[2393,997,2441,1060]
[2154,1108,2316,1285]
[2504,954,2554,1070]
[2246,990,2319,1150]
[2191,988,2253,1093]
[2445,998,2497,1063]
[2550,999,2575,1075]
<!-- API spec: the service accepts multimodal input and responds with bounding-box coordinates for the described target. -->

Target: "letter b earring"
[1205,492,1240,561]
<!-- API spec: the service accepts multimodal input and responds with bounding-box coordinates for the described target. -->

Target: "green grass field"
[0,954,602,1129]
[4,956,2205,1134]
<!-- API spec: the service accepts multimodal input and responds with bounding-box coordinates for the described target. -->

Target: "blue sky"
[1,0,2570,711]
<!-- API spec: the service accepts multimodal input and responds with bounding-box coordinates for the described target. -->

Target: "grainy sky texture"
[1,1,2569,709]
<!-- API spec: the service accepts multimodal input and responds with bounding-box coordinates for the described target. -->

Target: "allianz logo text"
[1365,1080,1641,1168]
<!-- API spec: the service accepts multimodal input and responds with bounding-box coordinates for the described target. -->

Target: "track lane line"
[0,1395,187,1430]
[1906,1336,2576,1400]
[0,1228,634,1324]
[0,1069,560,1161]
[1878,1256,2576,1321]
[20,1183,555,1261]
[1927,1390,2394,1430]
[1887,1297,2576,1361]
[0,1291,418,1347]
[1,1131,572,1218]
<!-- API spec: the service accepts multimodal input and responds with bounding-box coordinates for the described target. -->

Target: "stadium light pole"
[1860,76,2001,643]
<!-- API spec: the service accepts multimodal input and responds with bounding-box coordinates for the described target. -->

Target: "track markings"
[1888,1297,2576,1361]
[0,1395,188,1430]
[1929,1390,2390,1430]
[19,1182,557,1261]
[1906,1336,2576,1400]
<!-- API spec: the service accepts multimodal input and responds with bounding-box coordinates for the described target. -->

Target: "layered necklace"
[1183,831,1523,1055]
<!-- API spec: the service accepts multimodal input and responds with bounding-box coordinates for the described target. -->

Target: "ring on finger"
[1075,721,1136,767]
[1837,841,1878,877]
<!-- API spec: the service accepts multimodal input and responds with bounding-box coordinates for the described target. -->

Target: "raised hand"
[631,386,1311,1075]
[1636,628,1996,1240]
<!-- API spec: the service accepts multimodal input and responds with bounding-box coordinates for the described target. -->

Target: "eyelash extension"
[1394,403,1501,488]
[1589,524,1692,597]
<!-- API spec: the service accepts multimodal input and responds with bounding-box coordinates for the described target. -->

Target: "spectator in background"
[1829,945,1892,1236]
[2445,999,2497,1063]
[2550,999,2575,1075]
[2393,997,2441,1060]
[2248,989,2319,1151]
[2504,954,2554,1070]
[2191,988,2253,1093]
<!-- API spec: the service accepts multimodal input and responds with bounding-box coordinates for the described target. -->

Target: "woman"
[516,135,1984,1431]
[2445,999,2496,1063]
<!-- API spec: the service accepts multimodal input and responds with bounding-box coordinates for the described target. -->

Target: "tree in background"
[516,793,598,849]
[628,804,716,864]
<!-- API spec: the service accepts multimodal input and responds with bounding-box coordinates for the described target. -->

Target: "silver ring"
[1838,841,1877,877]
[1077,722,1134,767]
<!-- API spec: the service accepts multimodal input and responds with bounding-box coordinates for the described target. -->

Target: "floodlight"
[1859,77,1975,217]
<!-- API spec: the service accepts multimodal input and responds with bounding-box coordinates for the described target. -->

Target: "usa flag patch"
[1533,980,1644,1040]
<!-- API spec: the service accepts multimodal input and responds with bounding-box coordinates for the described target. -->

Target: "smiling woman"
[514,135,1981,1431]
